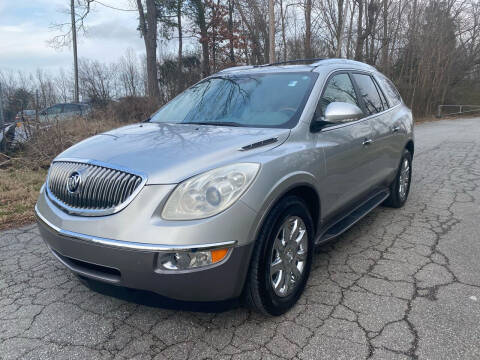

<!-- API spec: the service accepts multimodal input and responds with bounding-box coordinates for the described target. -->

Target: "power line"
[94,0,137,12]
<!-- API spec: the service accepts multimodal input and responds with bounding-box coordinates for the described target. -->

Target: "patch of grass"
[0,167,47,230]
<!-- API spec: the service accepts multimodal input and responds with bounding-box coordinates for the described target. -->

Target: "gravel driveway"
[1,117,480,360]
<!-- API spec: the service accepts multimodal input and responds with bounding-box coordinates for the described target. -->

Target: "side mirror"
[324,102,363,124]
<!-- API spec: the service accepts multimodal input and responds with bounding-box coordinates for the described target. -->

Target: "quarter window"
[373,78,389,109]
[351,73,385,115]
[318,73,360,115]
[377,74,402,106]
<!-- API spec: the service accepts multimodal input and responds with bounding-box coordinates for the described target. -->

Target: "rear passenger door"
[350,73,394,186]
[315,72,377,219]
[376,74,406,173]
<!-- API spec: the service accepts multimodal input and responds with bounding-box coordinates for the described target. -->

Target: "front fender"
[241,170,320,246]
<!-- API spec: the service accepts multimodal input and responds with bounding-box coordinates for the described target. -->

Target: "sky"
[0,0,149,74]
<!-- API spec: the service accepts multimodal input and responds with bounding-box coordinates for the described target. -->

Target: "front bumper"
[37,211,254,301]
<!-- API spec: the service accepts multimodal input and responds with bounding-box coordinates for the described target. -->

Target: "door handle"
[363,138,373,146]
[392,126,400,133]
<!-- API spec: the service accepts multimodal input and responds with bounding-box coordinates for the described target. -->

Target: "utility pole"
[269,0,275,63]
[0,83,5,153]
[71,0,79,103]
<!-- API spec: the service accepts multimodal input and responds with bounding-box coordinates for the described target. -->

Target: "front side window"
[318,73,359,115]
[351,73,385,115]
[63,104,81,113]
[150,72,318,129]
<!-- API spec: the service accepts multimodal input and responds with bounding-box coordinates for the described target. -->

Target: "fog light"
[158,248,230,271]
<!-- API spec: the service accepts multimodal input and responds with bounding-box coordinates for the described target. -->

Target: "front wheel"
[243,196,314,315]
[384,149,412,208]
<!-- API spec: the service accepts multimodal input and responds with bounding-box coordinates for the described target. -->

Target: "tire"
[384,149,412,208]
[243,195,314,315]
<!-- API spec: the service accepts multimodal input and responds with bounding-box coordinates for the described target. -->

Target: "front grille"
[47,160,145,216]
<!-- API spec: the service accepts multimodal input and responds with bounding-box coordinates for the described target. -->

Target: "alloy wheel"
[398,158,410,200]
[269,216,308,297]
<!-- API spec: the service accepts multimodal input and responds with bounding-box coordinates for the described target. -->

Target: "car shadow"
[78,275,241,313]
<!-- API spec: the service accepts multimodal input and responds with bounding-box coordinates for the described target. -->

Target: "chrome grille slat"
[91,167,108,209]
[84,166,102,208]
[46,161,145,216]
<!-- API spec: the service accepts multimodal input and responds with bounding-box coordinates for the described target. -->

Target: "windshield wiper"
[187,121,243,127]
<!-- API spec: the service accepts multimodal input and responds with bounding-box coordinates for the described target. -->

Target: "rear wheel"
[384,149,412,208]
[243,196,314,315]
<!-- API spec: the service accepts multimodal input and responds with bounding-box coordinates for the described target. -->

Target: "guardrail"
[436,105,480,118]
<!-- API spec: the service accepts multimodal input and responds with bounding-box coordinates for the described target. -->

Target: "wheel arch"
[405,140,414,156]
[245,172,322,245]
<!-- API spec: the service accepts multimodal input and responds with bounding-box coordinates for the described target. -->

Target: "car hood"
[56,122,290,184]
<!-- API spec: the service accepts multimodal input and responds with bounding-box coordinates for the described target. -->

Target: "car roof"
[216,58,377,76]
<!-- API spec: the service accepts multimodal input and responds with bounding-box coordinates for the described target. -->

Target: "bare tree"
[136,0,161,98]
[269,0,276,61]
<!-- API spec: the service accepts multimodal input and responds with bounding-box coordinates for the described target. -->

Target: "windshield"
[150,72,318,128]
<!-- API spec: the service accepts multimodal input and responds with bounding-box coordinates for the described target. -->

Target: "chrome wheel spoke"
[270,258,283,275]
[296,249,307,261]
[278,270,288,293]
[291,264,302,279]
[273,236,285,254]
[272,270,285,291]
[289,218,299,241]
[294,229,306,245]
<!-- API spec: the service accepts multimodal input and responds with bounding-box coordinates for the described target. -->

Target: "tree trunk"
[381,0,389,71]
[304,0,312,58]
[228,0,235,63]
[280,0,287,61]
[71,0,79,102]
[269,0,276,62]
[137,0,160,99]
[354,0,365,61]
[346,1,356,58]
[177,0,183,92]
[192,0,210,76]
[335,0,347,57]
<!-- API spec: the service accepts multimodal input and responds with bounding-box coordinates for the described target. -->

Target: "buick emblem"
[67,171,82,194]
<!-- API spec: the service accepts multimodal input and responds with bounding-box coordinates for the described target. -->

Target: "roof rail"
[257,58,325,67]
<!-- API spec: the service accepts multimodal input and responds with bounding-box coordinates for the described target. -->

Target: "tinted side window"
[352,73,385,115]
[373,78,389,109]
[46,105,63,115]
[318,73,359,115]
[377,74,402,106]
[63,104,81,113]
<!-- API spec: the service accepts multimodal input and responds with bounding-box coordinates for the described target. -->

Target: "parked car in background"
[10,103,92,148]
[36,59,414,315]
[14,110,36,123]
[38,103,91,123]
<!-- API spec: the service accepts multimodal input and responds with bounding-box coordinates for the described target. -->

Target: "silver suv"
[36,59,414,315]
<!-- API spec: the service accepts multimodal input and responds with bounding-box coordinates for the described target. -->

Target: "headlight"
[162,163,260,220]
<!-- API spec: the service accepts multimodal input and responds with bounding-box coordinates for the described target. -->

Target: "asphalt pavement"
[1,117,480,359]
